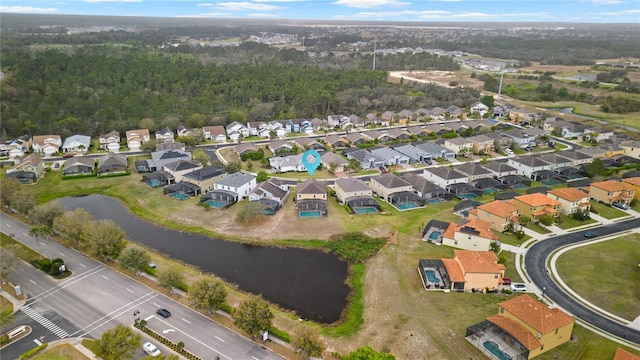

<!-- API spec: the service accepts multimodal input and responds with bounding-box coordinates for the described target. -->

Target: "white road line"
[126,288,134,293]
[252,357,260,360]
[58,252,65,256]
[30,280,36,284]
[101,275,109,280]
[27,265,107,305]
[145,315,154,321]
[153,302,160,307]
[215,336,225,342]
[79,263,86,267]
[6,224,11,228]
[22,233,28,236]
[182,319,191,324]
[21,306,70,338]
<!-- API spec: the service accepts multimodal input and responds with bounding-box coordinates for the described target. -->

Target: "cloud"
[0,6,58,13]
[85,0,142,2]
[349,10,449,19]
[247,12,280,17]
[599,9,640,15]
[332,0,410,9]
[212,1,282,10]
[591,0,624,4]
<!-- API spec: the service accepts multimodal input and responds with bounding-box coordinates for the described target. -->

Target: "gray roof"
[97,152,126,169]
[424,166,467,180]
[215,172,256,187]
[370,173,411,189]
[454,162,493,176]
[483,161,517,173]
[414,141,454,156]
[321,151,348,166]
[151,149,190,161]
[251,179,288,201]
[401,173,445,194]
[183,165,226,181]
[164,159,201,172]
[502,129,531,139]
[297,179,326,195]
[62,134,92,148]
[392,144,431,160]
[509,155,550,167]
[538,153,572,165]
[348,149,385,164]
[557,150,591,161]
[64,156,94,169]
[369,147,409,161]
[335,177,370,193]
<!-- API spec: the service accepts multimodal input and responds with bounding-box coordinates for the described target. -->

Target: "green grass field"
[556,233,640,321]
[590,202,629,220]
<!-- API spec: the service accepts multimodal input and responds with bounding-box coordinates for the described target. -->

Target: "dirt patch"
[388,70,482,89]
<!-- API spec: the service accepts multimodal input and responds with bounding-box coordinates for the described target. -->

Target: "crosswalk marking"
[21,306,70,338]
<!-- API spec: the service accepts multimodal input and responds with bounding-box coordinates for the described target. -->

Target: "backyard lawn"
[499,232,531,247]
[556,233,640,321]
[536,324,640,360]
[555,216,598,230]
[525,222,552,234]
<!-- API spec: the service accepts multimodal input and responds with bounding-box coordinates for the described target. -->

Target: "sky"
[1,0,639,23]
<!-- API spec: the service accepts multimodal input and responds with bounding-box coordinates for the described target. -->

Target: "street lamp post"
[542,286,546,299]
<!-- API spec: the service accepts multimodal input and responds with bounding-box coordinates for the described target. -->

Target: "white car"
[505,149,514,155]
[143,342,161,357]
[510,283,527,292]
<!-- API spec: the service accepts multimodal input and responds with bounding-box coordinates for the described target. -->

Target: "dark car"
[156,308,171,318]
[584,231,597,238]
[379,166,388,173]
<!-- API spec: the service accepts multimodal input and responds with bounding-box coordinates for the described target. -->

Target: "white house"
[99,130,120,152]
[423,167,468,188]
[126,129,150,151]
[471,102,489,116]
[269,154,306,173]
[202,125,227,143]
[507,155,552,179]
[62,135,92,154]
[214,172,257,200]
[32,135,62,157]
[155,127,175,143]
[225,121,250,142]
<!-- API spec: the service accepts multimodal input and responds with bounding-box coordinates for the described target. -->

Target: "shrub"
[268,326,291,342]
[19,343,48,359]
[328,232,386,263]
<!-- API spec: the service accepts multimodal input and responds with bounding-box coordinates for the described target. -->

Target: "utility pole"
[497,69,505,101]
[372,41,376,70]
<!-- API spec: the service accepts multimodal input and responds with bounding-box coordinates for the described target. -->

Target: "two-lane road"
[525,217,640,345]
[1,214,285,360]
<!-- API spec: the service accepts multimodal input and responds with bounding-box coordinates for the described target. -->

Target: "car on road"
[156,308,171,318]
[505,149,514,155]
[510,283,527,292]
[143,342,161,357]
[584,231,598,238]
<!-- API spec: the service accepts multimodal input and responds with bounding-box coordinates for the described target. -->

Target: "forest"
[0,44,476,138]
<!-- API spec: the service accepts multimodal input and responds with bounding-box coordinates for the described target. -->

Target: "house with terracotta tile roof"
[466,294,575,359]
[589,180,635,206]
[614,348,640,360]
[546,188,591,215]
[467,200,519,232]
[419,250,506,292]
[442,218,500,251]
[621,177,640,201]
[512,193,561,222]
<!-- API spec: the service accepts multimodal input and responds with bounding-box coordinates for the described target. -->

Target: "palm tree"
[29,225,50,260]
[0,310,16,333]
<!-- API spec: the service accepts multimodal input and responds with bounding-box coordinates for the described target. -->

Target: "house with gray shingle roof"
[163,159,203,183]
[507,155,552,178]
[423,166,468,188]
[369,147,410,165]
[392,144,432,163]
[454,162,493,182]
[483,161,518,178]
[269,154,305,173]
[560,121,586,139]
[63,156,95,176]
[324,134,350,149]
[182,165,227,193]
[346,132,369,145]
[62,135,92,154]
[503,129,537,148]
[414,141,455,159]
[369,173,413,201]
[345,149,386,170]
[321,152,349,173]
[291,137,325,151]
[387,128,412,140]
[214,172,257,200]
[97,152,127,175]
[149,149,192,171]
[444,137,475,155]
[406,126,431,138]
[538,153,573,171]
[268,139,294,154]
[334,178,373,204]
[557,150,593,166]
[155,127,175,144]
[249,178,290,214]
[296,179,328,216]
[401,172,447,199]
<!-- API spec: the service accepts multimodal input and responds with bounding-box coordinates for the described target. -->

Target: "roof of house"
[215,172,256,187]
[486,315,541,351]
[251,179,288,200]
[164,159,201,172]
[455,162,492,176]
[499,294,575,334]
[514,192,561,207]
[126,129,150,138]
[557,150,591,160]
[32,134,61,145]
[454,249,505,273]
[297,179,327,195]
[64,156,95,168]
[97,152,126,168]
[183,165,226,181]
[320,151,349,166]
[622,177,640,187]
[203,125,226,136]
[99,130,120,140]
[547,188,590,202]
[62,135,92,148]
[424,166,467,180]
[614,348,640,360]
[476,200,519,218]
[590,180,635,192]
[16,153,44,168]
[370,173,411,189]
[509,155,550,168]
[369,147,408,160]
[335,177,370,193]
[235,143,259,154]
[151,149,190,161]
[444,218,500,242]
[441,258,465,282]
[538,153,572,165]
[392,144,430,159]
[445,137,475,145]
[483,161,517,173]
[401,173,444,194]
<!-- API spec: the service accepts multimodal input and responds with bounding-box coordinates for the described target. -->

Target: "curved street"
[524,217,640,345]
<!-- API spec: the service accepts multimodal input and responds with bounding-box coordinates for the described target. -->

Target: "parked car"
[62,153,74,158]
[156,308,171,318]
[584,231,597,238]
[143,342,161,357]
[505,149,514,155]
[510,283,527,292]
[612,202,629,210]
[379,166,388,173]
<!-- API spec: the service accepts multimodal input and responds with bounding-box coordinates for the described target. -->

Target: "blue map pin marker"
[302,149,321,176]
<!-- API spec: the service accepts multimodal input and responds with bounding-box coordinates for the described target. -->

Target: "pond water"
[58,195,349,323]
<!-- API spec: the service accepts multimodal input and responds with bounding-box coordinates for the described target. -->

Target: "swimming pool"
[205,200,226,208]
[148,179,162,187]
[170,192,189,200]
[354,207,378,214]
[483,341,512,360]
[300,210,322,217]
[427,198,444,204]
[425,269,440,283]
[397,202,418,210]
[458,193,479,199]
[428,231,441,240]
